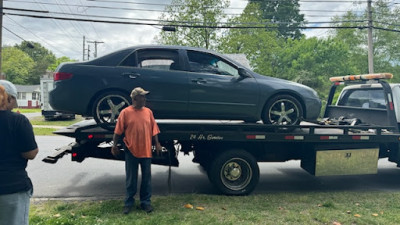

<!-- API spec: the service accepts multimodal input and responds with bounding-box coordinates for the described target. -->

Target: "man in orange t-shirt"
[111,87,162,214]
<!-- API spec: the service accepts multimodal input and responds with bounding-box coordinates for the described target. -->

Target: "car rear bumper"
[49,83,90,115]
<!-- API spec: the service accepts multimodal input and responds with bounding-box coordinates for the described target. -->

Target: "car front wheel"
[92,92,130,130]
[262,95,303,126]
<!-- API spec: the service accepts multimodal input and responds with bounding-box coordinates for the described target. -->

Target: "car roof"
[88,45,239,67]
[118,45,220,55]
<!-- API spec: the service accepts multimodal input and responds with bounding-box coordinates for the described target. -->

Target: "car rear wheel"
[262,95,303,126]
[92,92,130,130]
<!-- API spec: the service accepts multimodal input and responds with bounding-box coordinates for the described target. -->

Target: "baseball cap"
[0,80,17,99]
[130,87,149,98]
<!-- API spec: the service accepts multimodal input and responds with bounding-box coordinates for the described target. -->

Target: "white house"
[15,84,41,108]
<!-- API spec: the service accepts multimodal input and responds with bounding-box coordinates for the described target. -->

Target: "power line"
[78,0,103,45]
[3,26,26,41]
[3,7,48,13]
[4,0,368,16]
[5,16,74,56]
[31,0,82,50]
[3,11,375,30]
[3,8,370,27]
[3,7,369,25]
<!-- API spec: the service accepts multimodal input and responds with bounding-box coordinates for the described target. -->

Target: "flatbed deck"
[54,119,400,144]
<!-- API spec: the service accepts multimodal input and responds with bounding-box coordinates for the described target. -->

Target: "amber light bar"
[329,73,393,82]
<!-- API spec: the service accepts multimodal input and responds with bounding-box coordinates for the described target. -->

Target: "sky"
[2,0,369,61]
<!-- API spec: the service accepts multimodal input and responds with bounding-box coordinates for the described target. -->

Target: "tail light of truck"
[54,72,73,81]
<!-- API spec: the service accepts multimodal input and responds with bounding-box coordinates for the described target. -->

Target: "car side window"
[187,50,239,77]
[120,49,181,71]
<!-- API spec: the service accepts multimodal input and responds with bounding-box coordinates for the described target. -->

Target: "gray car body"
[50,45,321,121]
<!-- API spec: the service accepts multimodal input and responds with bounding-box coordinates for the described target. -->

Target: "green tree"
[15,41,56,84]
[249,0,305,40]
[219,3,282,75]
[155,0,229,50]
[274,37,357,99]
[48,56,77,72]
[2,47,35,84]
[330,0,400,80]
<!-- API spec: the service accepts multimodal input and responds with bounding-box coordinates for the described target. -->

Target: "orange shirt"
[114,106,160,158]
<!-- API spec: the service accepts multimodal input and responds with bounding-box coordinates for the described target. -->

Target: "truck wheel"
[208,150,259,195]
[262,94,303,130]
[92,92,130,130]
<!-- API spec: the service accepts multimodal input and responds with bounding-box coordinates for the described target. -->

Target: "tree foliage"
[219,3,281,75]
[48,56,77,72]
[330,0,400,81]
[2,47,35,84]
[15,41,56,84]
[219,3,356,98]
[155,0,229,50]
[273,38,357,99]
[249,0,305,40]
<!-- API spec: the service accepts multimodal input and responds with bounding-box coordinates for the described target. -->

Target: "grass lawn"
[30,116,85,135]
[30,192,400,225]
[30,115,84,126]
[13,108,41,113]
[33,127,59,136]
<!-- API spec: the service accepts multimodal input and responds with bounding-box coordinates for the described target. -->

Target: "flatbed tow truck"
[44,73,400,195]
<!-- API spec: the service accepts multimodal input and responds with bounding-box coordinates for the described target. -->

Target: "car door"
[186,50,260,119]
[117,48,189,118]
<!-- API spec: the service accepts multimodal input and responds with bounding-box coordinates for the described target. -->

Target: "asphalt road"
[29,136,400,199]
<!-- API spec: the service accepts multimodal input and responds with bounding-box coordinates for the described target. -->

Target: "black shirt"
[0,110,37,195]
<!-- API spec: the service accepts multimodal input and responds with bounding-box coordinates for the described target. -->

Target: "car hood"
[252,73,319,98]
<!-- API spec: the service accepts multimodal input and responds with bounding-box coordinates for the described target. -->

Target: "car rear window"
[120,49,180,71]
[337,88,386,109]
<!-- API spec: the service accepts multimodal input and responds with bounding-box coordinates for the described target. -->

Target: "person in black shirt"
[0,80,38,225]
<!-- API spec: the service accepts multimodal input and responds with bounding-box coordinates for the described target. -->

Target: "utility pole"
[87,40,104,58]
[367,0,374,73]
[82,36,85,61]
[87,44,90,61]
[0,0,3,77]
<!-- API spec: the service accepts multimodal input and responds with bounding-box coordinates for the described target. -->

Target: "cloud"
[3,0,368,59]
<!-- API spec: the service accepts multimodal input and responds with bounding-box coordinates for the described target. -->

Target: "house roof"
[15,84,40,93]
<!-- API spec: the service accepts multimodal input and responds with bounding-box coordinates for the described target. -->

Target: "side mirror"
[238,67,252,78]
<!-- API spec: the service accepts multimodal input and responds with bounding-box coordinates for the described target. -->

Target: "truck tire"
[208,150,259,195]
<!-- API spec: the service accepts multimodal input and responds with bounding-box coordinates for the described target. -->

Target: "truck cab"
[324,73,398,130]
[337,83,400,125]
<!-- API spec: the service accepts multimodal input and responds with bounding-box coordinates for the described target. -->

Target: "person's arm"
[153,134,162,155]
[111,133,121,157]
[21,148,39,160]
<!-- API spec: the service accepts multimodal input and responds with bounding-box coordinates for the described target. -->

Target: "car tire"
[208,150,259,195]
[92,91,130,130]
[262,94,303,127]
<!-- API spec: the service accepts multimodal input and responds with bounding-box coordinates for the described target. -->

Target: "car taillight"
[54,72,73,81]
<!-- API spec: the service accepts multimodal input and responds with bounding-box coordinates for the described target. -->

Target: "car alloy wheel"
[93,92,130,129]
[263,95,303,126]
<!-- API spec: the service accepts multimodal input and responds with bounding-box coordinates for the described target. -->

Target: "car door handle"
[122,72,141,79]
[191,78,207,84]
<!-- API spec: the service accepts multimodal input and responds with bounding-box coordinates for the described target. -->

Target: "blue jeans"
[124,150,152,207]
[0,189,32,225]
